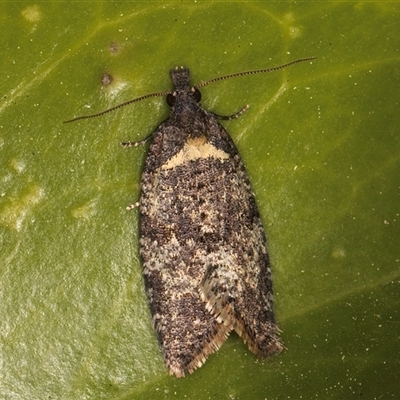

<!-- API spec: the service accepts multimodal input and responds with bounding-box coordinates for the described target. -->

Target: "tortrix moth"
[65,57,315,377]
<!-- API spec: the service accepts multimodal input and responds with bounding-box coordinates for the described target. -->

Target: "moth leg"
[121,131,155,148]
[122,133,152,210]
[210,104,249,120]
[126,201,140,211]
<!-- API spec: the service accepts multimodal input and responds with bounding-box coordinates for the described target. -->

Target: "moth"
[65,57,315,377]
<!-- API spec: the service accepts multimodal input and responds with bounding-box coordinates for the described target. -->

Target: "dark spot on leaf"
[101,73,113,87]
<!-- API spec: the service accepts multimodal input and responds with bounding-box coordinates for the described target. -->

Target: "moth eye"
[167,93,176,106]
[192,88,201,103]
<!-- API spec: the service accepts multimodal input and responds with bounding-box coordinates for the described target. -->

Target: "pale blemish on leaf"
[104,80,128,99]
[283,13,295,23]
[282,13,301,39]
[289,26,301,39]
[332,247,346,259]
[71,200,97,219]
[21,5,42,23]
[0,184,44,231]
[9,158,26,174]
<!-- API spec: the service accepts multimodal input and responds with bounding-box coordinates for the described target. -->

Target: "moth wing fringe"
[166,324,231,378]
[234,318,283,359]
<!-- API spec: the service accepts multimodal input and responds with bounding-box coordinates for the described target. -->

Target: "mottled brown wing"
[139,120,233,377]
[197,123,283,360]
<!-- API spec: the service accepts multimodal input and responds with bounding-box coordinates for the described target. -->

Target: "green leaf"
[1,2,399,399]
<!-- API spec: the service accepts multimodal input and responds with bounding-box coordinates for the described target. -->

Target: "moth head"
[167,66,201,108]
[166,87,201,107]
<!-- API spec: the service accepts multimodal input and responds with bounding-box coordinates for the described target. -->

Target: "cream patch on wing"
[161,136,229,170]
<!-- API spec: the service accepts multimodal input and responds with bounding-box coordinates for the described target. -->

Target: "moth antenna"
[64,91,171,123]
[194,57,317,89]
